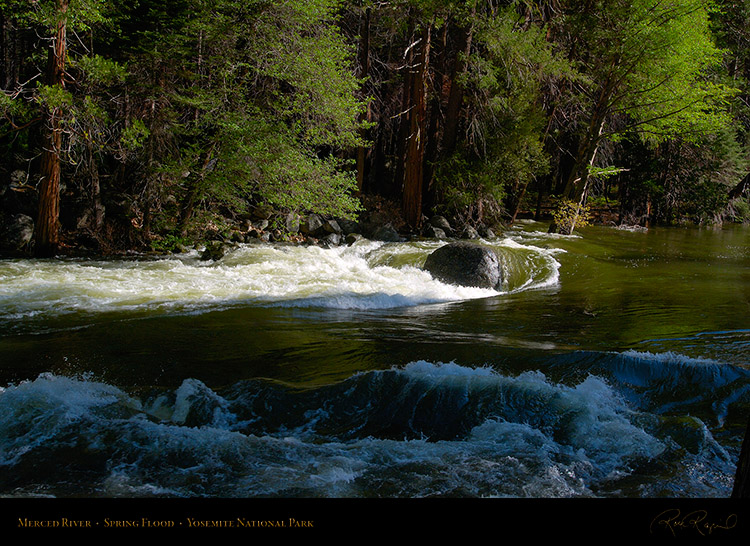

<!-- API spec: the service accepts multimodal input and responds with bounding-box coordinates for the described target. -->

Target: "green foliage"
[193,110,363,219]
[120,120,150,152]
[433,6,565,222]
[35,85,75,110]
[588,166,627,180]
[24,0,108,31]
[149,233,191,253]
[434,153,507,220]
[139,0,366,228]
[726,197,750,223]
[75,55,127,86]
[551,198,593,233]
[558,0,736,143]
[4,0,750,252]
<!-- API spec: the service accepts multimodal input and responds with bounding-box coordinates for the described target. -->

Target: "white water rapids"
[0,237,562,319]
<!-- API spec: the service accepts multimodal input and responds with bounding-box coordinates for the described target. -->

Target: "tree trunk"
[558,115,606,234]
[88,140,104,231]
[35,0,68,257]
[441,20,473,156]
[422,23,449,214]
[728,172,750,200]
[401,23,431,230]
[508,178,533,224]
[394,16,416,200]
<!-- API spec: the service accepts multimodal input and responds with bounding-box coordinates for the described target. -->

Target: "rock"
[245,228,261,241]
[423,242,503,290]
[204,228,224,241]
[429,215,453,236]
[321,233,342,247]
[0,214,34,251]
[478,225,496,239]
[251,204,274,220]
[460,226,480,239]
[300,214,324,235]
[323,219,342,234]
[337,218,360,235]
[201,241,229,261]
[285,212,300,234]
[254,219,269,231]
[345,233,363,245]
[230,231,244,243]
[269,229,283,242]
[422,225,446,239]
[371,224,401,242]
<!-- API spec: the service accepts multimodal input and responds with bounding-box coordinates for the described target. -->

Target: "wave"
[545,349,750,429]
[0,358,740,498]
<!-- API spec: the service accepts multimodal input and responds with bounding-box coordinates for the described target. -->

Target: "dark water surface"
[1,222,748,500]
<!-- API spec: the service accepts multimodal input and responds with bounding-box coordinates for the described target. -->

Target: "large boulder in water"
[423,242,503,290]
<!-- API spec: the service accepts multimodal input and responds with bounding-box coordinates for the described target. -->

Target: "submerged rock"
[320,232,342,247]
[345,233,363,245]
[423,242,503,290]
[201,241,231,261]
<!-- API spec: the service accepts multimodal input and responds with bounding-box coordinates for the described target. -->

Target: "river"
[0,221,748,499]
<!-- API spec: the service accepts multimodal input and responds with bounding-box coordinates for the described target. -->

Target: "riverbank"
[2,188,747,262]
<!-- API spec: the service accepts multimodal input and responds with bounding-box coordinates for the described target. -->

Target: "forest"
[1,0,749,257]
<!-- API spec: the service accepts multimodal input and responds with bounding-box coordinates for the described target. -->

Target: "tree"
[548,0,735,233]
[133,0,369,237]
[429,3,573,227]
[0,0,108,255]
[35,0,69,257]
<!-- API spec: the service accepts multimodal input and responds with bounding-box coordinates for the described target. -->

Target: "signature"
[650,509,738,536]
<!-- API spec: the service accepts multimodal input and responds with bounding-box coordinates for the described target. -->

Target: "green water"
[0,222,748,387]
[511,223,749,360]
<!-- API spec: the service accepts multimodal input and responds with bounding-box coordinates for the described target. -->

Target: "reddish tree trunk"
[35,0,68,257]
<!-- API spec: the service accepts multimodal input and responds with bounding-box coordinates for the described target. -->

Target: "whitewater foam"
[0,365,738,498]
[0,237,562,319]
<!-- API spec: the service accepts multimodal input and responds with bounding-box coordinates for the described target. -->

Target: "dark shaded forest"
[1,0,749,256]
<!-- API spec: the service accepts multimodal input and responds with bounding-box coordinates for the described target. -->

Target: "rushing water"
[0,222,748,500]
